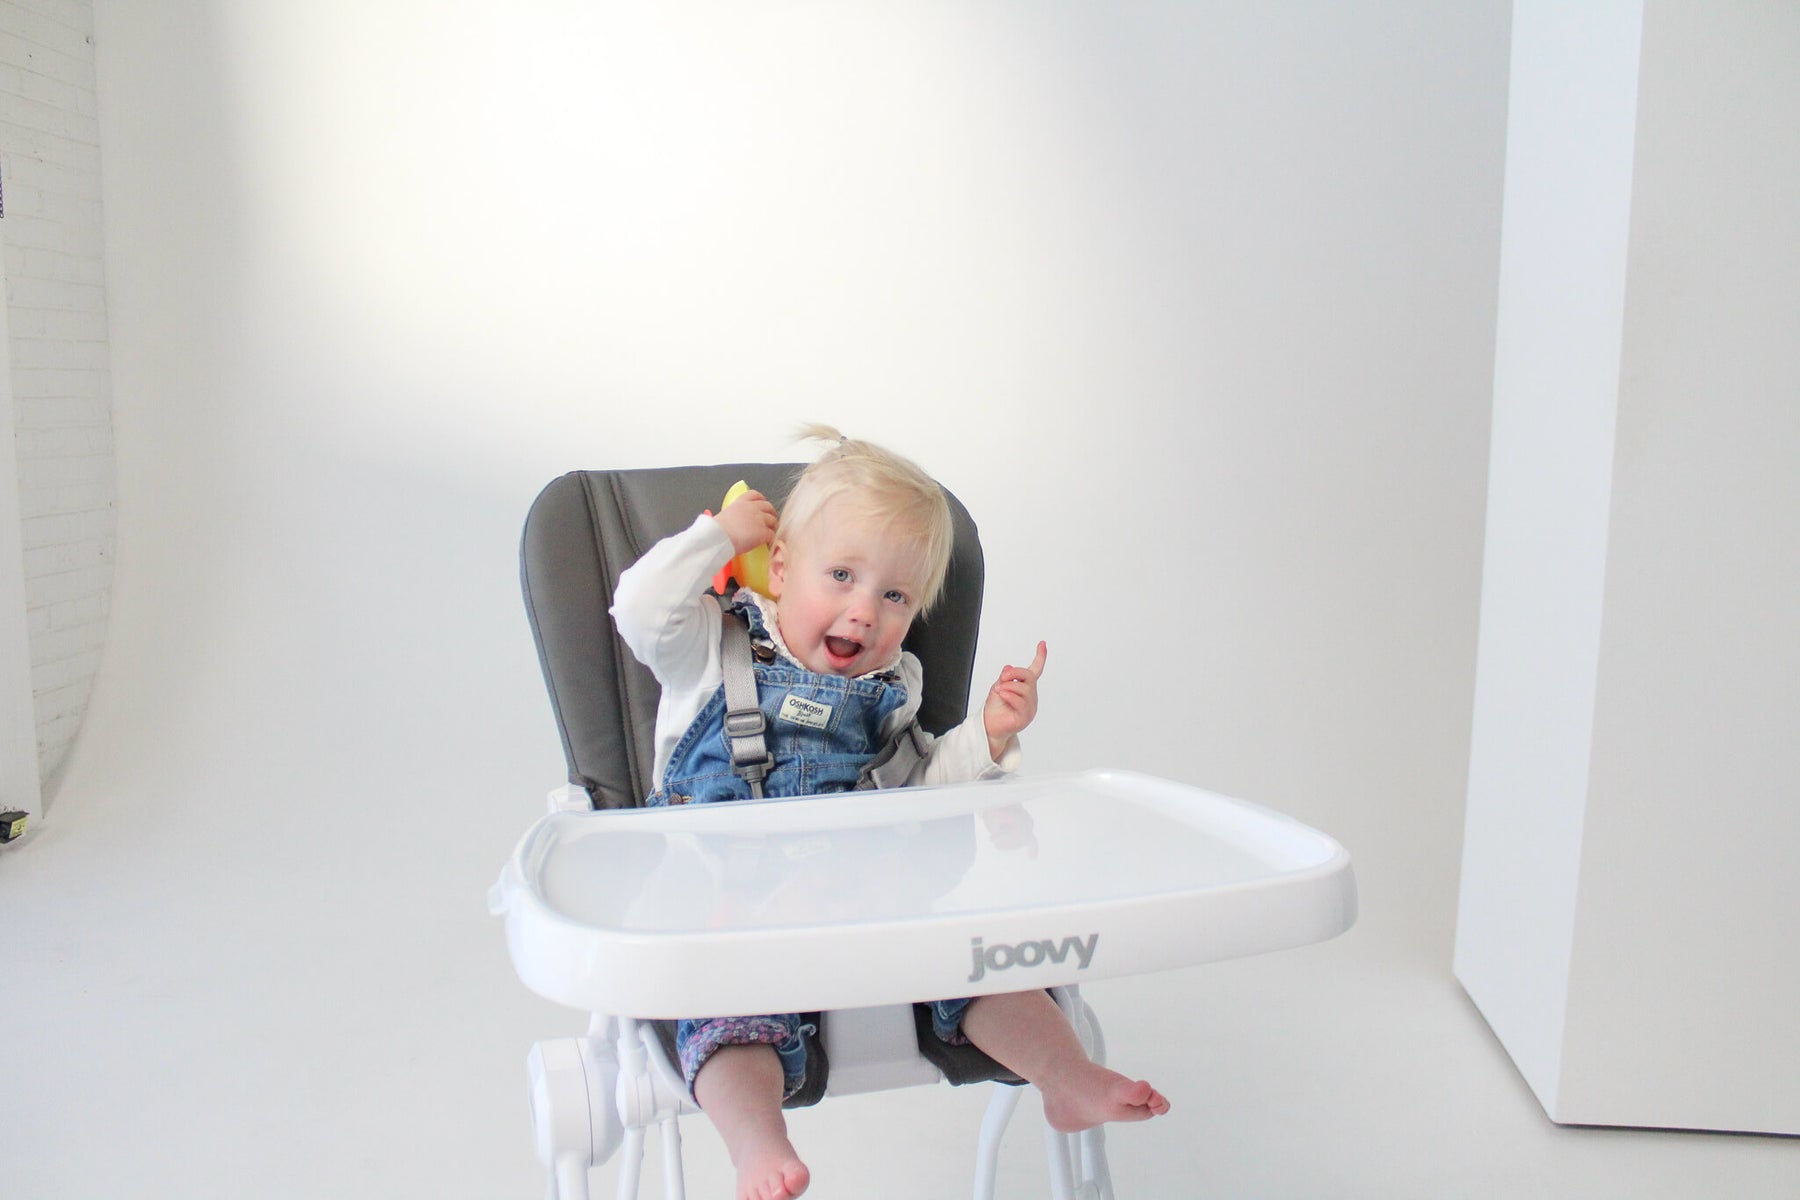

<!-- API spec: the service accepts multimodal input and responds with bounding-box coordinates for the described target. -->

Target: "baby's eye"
[830,567,852,584]
[884,589,911,606]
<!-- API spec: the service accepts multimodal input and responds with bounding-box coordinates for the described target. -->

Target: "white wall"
[0,0,115,802]
[1565,0,1800,1133]
[81,0,1503,981]
[1,236,38,816]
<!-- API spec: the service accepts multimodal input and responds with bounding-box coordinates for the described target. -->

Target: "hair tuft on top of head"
[776,424,956,615]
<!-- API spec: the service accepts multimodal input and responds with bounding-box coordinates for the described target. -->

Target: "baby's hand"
[984,641,1047,762]
[712,490,777,555]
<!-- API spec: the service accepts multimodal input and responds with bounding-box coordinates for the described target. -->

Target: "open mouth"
[824,636,864,664]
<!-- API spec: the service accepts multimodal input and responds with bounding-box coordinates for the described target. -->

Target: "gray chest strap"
[856,720,932,791]
[717,596,773,798]
[714,595,932,797]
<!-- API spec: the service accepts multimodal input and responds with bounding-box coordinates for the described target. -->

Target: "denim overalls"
[649,598,908,809]
[650,596,972,1099]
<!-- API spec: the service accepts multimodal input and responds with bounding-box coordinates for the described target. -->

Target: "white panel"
[1558,0,1800,1134]
[1454,0,1644,1113]
[1462,0,1800,1134]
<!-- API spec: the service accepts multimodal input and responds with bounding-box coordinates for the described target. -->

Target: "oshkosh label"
[777,694,833,730]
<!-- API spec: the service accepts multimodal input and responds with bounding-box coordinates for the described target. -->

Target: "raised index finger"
[1025,640,1048,679]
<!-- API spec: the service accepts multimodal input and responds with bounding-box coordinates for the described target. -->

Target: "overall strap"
[716,595,773,798]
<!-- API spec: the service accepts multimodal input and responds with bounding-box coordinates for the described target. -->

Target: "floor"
[5,749,1796,1199]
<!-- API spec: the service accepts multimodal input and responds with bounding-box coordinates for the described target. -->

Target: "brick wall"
[0,0,112,792]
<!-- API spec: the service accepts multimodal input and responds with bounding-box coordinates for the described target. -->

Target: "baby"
[611,428,1168,1200]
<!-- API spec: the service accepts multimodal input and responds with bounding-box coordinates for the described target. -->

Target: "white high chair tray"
[493,769,1355,1019]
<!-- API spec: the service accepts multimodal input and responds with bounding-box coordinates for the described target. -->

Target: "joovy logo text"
[967,933,1099,983]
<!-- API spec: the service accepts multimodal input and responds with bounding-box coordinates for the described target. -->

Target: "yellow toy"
[710,480,773,597]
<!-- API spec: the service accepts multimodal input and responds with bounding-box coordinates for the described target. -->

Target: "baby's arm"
[610,514,738,688]
[612,490,779,687]
[896,643,1046,788]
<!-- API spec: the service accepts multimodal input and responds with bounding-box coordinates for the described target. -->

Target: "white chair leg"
[1045,1125,1078,1200]
[553,1153,592,1200]
[1081,1128,1113,1200]
[613,1016,652,1200]
[659,1116,687,1200]
[973,1083,1023,1200]
[609,1016,702,1200]
[614,1127,646,1200]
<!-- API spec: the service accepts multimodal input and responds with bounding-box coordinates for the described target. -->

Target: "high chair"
[492,466,1357,1200]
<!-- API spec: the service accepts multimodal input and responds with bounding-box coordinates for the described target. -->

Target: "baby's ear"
[766,542,787,599]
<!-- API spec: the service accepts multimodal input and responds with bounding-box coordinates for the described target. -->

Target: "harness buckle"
[724,710,767,741]
[724,710,773,790]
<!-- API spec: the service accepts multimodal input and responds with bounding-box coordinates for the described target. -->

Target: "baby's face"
[768,506,924,677]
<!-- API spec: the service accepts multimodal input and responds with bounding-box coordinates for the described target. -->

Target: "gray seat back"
[520,464,986,808]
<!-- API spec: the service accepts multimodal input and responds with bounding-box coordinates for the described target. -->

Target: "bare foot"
[1039,1062,1171,1133]
[734,1140,810,1200]
[692,1044,812,1200]
[959,991,1172,1134]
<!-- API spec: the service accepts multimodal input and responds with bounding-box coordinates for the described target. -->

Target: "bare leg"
[691,1044,811,1200]
[961,992,1171,1133]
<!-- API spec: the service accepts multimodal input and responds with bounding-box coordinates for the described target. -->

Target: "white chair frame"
[495,773,1357,1199]
[506,782,1116,1200]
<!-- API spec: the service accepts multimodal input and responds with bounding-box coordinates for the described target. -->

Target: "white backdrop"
[34,8,1517,1193]
[80,0,1504,950]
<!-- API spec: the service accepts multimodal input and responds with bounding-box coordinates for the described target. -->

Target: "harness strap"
[716,595,772,798]
[717,593,931,796]
[856,716,933,791]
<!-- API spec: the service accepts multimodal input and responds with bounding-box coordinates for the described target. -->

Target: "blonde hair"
[776,424,956,615]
